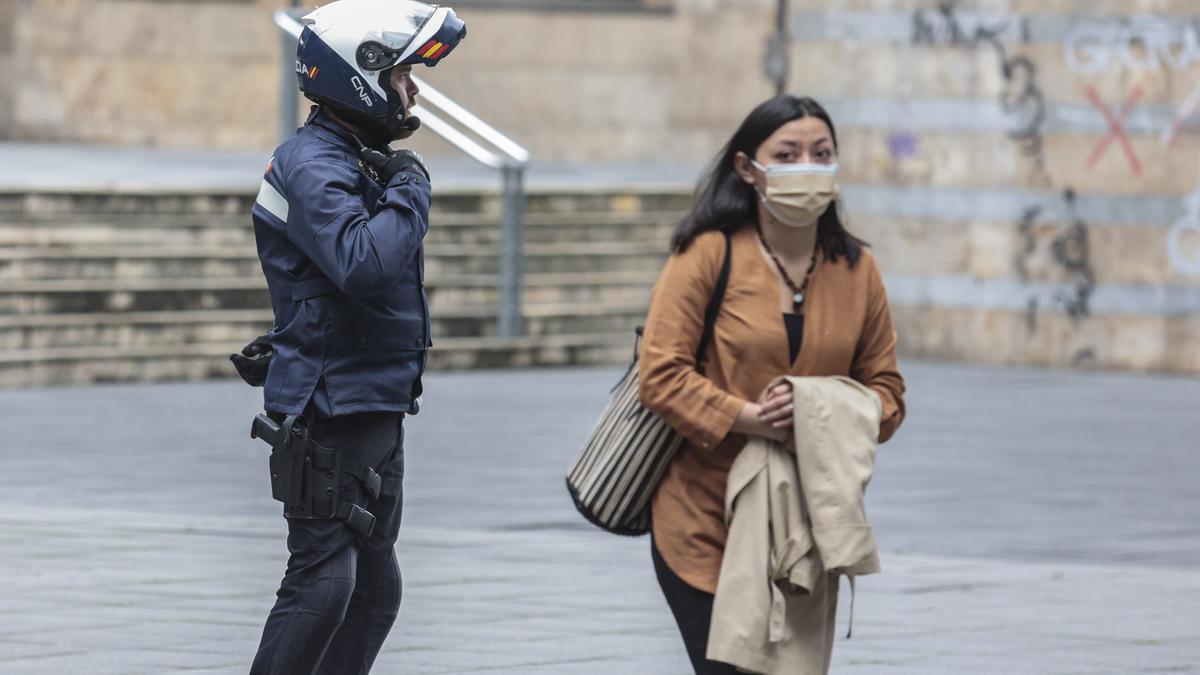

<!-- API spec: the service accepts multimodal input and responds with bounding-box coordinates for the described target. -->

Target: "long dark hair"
[672,95,867,266]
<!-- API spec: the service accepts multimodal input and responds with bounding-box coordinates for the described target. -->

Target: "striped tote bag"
[566,231,732,535]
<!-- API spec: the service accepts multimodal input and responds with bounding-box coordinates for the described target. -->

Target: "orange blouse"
[638,224,906,593]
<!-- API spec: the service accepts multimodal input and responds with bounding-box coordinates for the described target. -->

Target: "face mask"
[750,160,839,228]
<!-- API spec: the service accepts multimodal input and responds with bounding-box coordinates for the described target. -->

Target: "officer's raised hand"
[360,146,430,184]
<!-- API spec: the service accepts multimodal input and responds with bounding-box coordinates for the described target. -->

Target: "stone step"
[427,216,678,246]
[428,272,658,307]
[0,249,264,282]
[0,189,692,219]
[0,188,686,385]
[0,242,669,280]
[0,211,682,247]
[0,304,649,350]
[0,215,254,248]
[426,242,667,276]
[0,333,633,387]
[0,211,681,248]
[0,272,659,315]
[0,277,271,315]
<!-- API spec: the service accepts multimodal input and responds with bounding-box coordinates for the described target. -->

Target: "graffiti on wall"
[1065,17,1200,75]
[1083,85,1144,176]
[1069,15,1200,282]
[911,0,1050,186]
[1014,191,1098,332]
[912,1,1097,361]
[911,2,1026,49]
[1169,155,1200,276]
[887,131,920,160]
[991,42,1051,187]
[1161,85,1200,147]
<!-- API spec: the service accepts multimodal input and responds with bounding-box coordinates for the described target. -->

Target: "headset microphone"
[401,115,421,132]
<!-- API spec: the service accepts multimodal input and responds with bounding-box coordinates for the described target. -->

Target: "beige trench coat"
[707,375,883,674]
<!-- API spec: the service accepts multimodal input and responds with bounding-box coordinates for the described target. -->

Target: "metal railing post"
[498,164,526,339]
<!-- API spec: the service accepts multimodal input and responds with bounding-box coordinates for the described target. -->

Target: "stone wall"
[404,0,778,164]
[0,0,779,162]
[800,0,1200,372]
[1,0,1197,373]
[3,0,281,146]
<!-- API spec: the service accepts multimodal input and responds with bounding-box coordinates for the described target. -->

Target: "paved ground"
[1,361,1199,674]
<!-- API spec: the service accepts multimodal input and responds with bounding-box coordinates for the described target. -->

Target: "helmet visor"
[399,9,466,66]
[355,4,438,71]
[376,5,437,51]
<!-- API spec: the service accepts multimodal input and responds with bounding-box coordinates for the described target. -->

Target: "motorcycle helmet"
[296,0,466,138]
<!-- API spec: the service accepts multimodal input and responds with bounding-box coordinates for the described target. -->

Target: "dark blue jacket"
[251,111,431,417]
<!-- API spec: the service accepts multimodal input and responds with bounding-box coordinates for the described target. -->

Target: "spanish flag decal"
[417,39,449,60]
[307,66,319,79]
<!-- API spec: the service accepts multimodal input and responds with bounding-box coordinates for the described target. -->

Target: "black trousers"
[251,412,406,675]
[652,541,740,675]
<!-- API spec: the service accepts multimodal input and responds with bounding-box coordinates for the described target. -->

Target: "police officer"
[231,1,466,672]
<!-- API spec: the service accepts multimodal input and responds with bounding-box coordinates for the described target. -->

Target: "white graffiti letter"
[1065,24,1111,76]
[1168,216,1200,276]
[1159,22,1200,71]
[1120,20,1162,72]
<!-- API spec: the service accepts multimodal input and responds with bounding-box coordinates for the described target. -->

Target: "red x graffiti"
[1084,86,1143,176]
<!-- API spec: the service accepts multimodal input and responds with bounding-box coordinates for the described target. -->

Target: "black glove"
[359,147,430,184]
[229,334,273,387]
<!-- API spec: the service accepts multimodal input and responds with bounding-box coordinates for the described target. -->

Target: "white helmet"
[296,0,466,138]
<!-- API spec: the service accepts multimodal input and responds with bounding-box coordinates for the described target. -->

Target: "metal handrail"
[415,86,530,165]
[274,9,529,337]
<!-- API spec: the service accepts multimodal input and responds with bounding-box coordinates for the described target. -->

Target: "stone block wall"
[798,0,1200,372]
[403,0,778,164]
[1,0,1197,373]
[3,0,281,146]
[0,0,779,162]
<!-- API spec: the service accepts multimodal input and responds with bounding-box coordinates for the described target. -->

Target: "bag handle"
[633,230,733,374]
[694,229,733,375]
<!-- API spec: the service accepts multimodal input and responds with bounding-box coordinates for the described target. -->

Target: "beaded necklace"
[755,225,818,312]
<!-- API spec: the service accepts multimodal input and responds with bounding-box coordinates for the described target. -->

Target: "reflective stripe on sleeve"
[255,179,289,222]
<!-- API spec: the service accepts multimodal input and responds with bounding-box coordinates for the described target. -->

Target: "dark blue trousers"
[251,412,406,675]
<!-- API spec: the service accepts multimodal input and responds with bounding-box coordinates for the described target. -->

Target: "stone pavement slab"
[1,362,1199,673]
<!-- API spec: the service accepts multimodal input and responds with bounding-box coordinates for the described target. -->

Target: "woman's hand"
[732,382,794,443]
[758,382,794,431]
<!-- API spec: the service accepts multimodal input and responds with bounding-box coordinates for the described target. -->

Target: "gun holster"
[251,413,382,537]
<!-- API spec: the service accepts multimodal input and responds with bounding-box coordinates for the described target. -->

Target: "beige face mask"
[750,160,839,228]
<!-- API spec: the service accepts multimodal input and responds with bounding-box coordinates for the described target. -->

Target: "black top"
[783,313,805,363]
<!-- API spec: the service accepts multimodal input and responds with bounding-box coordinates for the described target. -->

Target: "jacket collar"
[307,107,390,152]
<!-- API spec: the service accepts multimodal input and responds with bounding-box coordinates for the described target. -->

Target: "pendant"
[793,292,805,305]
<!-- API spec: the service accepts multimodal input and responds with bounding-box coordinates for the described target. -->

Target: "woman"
[638,95,906,673]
